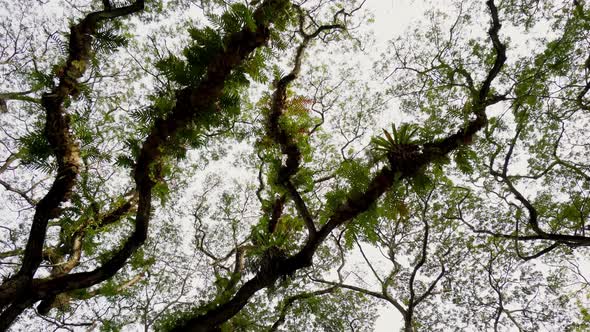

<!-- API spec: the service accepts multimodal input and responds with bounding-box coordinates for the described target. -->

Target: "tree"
[0,0,589,331]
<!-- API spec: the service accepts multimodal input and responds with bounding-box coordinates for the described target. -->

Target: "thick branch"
[35,194,138,315]
[265,8,345,239]
[12,2,288,324]
[0,1,146,315]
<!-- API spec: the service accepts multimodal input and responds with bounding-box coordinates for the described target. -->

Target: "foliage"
[371,123,421,152]
[0,0,589,331]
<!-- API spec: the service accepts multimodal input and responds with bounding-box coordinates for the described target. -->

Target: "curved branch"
[269,287,336,331]
[2,4,290,330]
[0,1,146,320]
[265,9,345,238]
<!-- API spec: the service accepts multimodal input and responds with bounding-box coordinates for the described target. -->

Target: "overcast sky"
[1,0,560,330]
[363,1,425,330]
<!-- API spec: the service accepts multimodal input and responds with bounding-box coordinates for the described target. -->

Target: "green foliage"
[242,48,270,83]
[322,187,348,221]
[209,3,257,34]
[96,277,126,298]
[69,288,91,301]
[371,123,420,153]
[129,247,156,270]
[249,216,298,252]
[336,160,370,197]
[28,70,55,90]
[152,175,170,205]
[100,320,122,332]
[453,146,476,175]
[18,126,55,172]
[2,1,590,331]
[155,0,293,90]
[92,26,128,54]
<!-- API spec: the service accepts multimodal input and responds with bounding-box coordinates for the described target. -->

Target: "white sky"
[364,1,432,330]
[2,0,585,331]
[362,1,589,330]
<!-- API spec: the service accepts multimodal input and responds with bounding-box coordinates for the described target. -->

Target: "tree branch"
[3,3,288,329]
[0,1,146,318]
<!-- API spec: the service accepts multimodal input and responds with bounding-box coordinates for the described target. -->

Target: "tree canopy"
[0,0,589,331]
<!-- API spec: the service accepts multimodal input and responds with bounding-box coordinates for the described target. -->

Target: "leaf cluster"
[371,123,421,153]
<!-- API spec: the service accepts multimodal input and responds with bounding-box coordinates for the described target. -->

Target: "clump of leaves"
[371,123,420,153]
[18,128,56,172]
[92,26,128,54]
